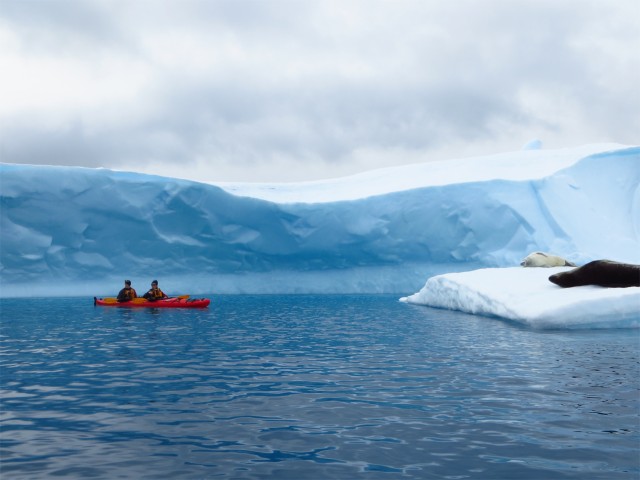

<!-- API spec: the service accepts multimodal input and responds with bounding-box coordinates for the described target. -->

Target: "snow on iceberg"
[217,143,620,203]
[400,267,640,329]
[1,143,639,304]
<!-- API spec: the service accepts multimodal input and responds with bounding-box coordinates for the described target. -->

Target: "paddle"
[98,295,190,304]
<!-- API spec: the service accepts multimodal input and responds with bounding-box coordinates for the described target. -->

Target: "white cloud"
[0,0,638,181]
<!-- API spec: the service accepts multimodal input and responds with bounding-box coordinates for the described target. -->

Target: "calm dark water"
[1,295,638,479]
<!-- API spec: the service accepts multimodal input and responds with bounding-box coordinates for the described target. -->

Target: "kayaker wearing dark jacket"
[117,280,137,302]
[143,280,168,301]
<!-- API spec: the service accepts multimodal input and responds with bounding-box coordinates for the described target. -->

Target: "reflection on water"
[1,295,638,479]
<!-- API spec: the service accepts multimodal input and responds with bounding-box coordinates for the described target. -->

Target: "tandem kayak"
[94,297,210,308]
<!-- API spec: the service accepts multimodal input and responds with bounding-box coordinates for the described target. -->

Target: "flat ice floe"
[401,267,640,329]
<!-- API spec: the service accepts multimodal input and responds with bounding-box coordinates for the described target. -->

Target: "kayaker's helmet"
[125,280,131,286]
[152,280,158,286]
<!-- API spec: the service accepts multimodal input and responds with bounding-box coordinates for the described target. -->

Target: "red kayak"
[94,297,210,308]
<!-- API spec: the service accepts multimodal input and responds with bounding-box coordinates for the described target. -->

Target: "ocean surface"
[1,295,638,479]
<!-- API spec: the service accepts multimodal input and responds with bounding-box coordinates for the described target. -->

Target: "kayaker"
[117,280,137,302]
[143,280,168,301]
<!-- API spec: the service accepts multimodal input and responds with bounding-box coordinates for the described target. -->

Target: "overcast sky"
[1,0,638,183]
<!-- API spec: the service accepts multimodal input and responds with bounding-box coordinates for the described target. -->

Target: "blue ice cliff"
[1,144,638,297]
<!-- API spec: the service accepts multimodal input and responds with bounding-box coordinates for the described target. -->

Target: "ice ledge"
[400,267,640,329]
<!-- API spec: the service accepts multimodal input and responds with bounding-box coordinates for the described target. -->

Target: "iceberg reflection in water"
[1,295,638,479]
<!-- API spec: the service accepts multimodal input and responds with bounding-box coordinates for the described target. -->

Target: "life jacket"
[118,287,137,302]
[147,288,166,299]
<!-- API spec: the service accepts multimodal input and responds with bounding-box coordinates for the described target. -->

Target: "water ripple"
[1,295,638,479]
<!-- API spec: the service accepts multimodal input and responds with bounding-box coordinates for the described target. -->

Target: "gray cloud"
[1,0,638,182]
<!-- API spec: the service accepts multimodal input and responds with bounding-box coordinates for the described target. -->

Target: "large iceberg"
[1,143,639,320]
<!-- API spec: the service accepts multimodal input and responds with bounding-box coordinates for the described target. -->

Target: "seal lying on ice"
[549,260,640,288]
[520,252,577,268]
